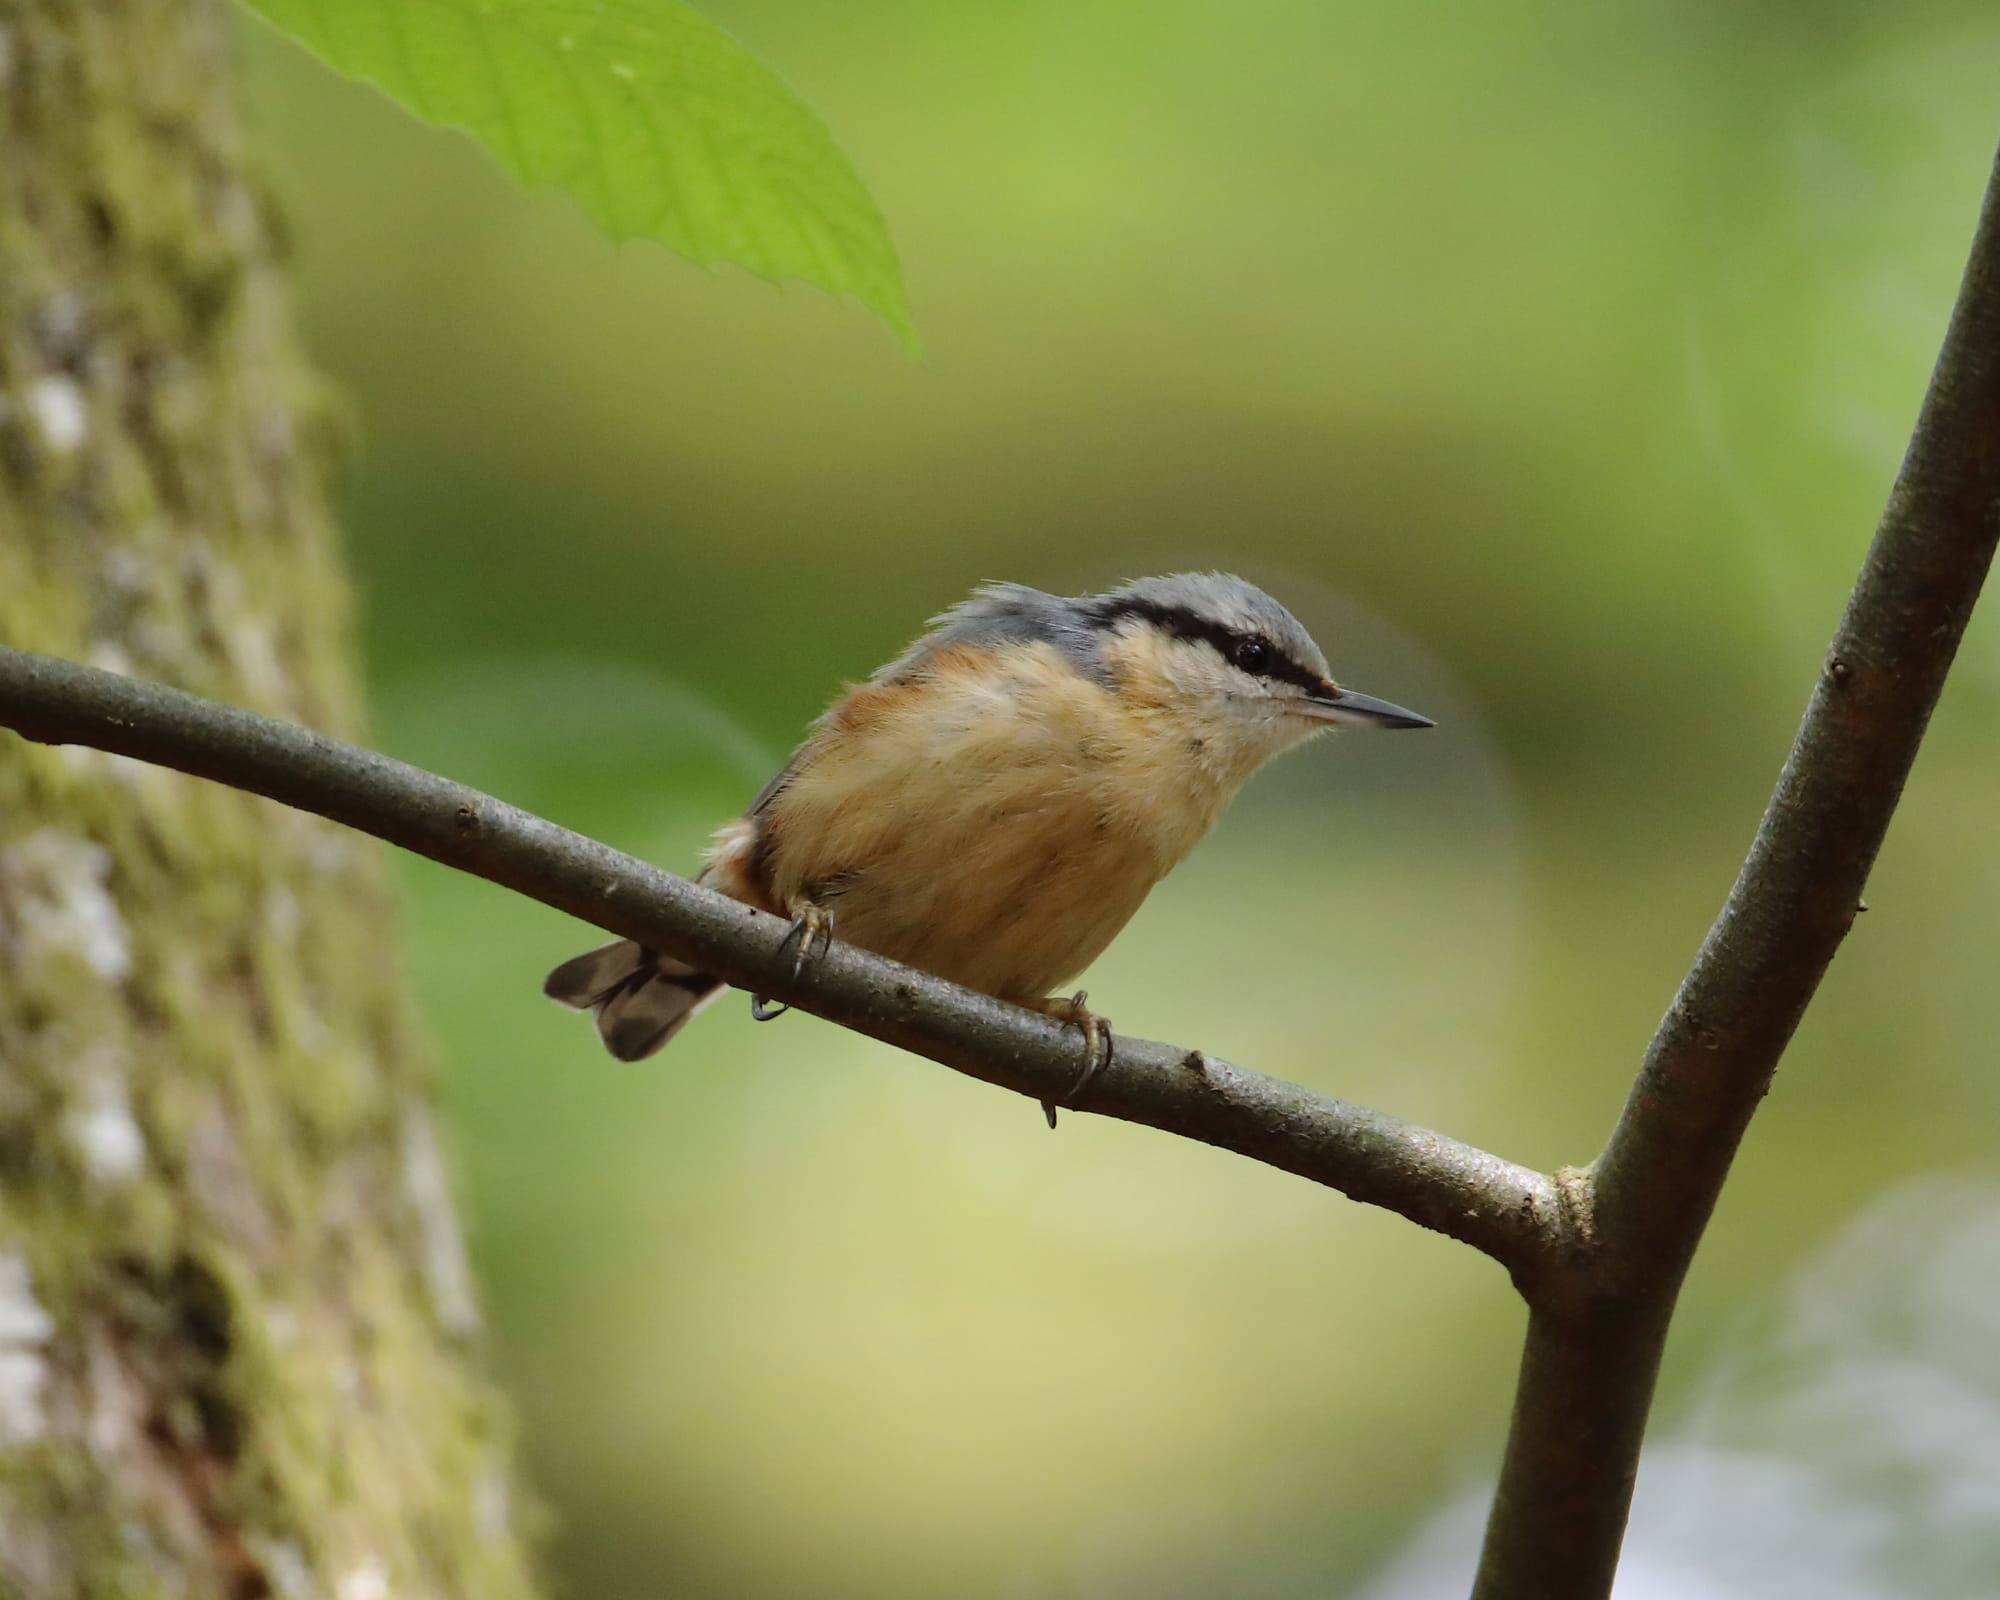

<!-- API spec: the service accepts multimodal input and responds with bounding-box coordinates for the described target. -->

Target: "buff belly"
[711,642,1240,1004]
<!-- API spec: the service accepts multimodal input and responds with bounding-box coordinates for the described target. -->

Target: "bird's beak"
[1301,688,1434,729]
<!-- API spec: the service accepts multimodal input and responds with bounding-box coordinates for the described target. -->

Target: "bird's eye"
[1229,636,1270,674]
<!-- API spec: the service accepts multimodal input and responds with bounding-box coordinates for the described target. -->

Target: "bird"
[543,572,1431,1112]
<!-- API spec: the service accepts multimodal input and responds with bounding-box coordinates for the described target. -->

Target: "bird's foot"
[1036,990,1113,1129]
[750,901,835,1021]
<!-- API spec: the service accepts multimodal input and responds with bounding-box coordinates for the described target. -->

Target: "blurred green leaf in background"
[237,0,914,344]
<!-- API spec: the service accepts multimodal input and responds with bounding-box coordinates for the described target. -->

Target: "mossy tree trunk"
[0,3,541,1595]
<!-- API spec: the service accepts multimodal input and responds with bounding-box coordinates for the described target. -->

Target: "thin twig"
[1470,145,2000,1598]
[0,644,1557,1275]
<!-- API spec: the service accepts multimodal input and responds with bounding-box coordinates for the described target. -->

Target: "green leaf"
[240,0,914,346]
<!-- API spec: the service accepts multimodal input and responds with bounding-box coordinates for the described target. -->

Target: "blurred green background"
[239,3,2000,1594]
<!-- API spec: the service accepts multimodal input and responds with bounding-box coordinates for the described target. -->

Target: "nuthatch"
[544,573,1431,1114]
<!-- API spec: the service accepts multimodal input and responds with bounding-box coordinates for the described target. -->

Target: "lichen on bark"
[0,3,541,1595]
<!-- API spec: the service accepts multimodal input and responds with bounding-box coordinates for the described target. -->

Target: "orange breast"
[729,641,1236,1003]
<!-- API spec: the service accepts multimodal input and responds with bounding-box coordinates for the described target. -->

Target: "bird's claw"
[780,902,835,980]
[1039,990,1113,1129]
[751,902,834,1022]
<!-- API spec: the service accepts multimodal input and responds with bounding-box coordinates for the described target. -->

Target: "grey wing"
[745,747,807,819]
[866,581,1109,686]
[745,581,1097,820]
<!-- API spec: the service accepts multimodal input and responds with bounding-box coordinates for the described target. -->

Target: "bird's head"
[1084,572,1432,778]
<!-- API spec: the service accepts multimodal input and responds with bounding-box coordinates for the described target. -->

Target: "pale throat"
[1104,629,1315,781]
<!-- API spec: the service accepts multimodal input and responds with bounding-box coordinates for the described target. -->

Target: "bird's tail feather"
[543,939,724,1061]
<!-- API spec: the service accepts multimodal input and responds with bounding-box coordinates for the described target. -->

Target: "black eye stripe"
[1093,599,1324,694]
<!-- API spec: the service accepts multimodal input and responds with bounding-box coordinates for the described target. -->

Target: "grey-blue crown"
[885,572,1332,693]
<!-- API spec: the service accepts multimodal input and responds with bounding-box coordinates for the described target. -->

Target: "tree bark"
[0,3,540,1595]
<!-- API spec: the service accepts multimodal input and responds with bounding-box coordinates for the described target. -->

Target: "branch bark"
[1470,144,2000,1598]
[0,644,1560,1276]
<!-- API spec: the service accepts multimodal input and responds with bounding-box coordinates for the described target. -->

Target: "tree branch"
[0,643,1557,1275]
[1471,145,2000,1598]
